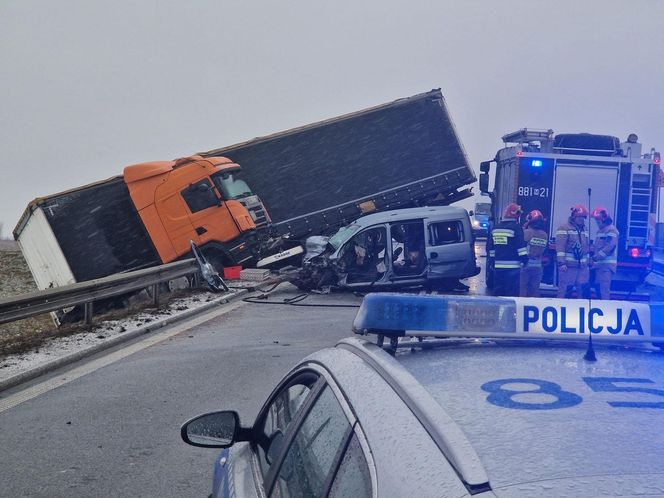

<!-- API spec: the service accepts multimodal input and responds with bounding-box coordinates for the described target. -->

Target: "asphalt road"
[0,287,363,497]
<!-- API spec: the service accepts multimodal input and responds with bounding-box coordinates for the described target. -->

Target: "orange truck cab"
[14,155,269,291]
[125,155,269,269]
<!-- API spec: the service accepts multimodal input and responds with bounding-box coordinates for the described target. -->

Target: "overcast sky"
[1,0,663,237]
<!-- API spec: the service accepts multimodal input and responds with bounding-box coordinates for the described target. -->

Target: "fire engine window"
[429,221,464,245]
[181,179,219,213]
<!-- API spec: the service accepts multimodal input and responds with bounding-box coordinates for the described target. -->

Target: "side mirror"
[181,410,240,448]
[480,161,492,173]
[479,173,489,194]
[468,210,475,217]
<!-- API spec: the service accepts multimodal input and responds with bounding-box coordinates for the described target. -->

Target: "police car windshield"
[397,344,664,494]
[328,224,361,250]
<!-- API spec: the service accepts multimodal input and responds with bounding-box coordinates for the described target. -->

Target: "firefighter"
[555,204,590,298]
[488,203,528,296]
[520,210,548,297]
[590,206,619,300]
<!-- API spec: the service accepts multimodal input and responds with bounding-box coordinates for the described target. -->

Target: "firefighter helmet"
[591,206,612,225]
[591,206,609,221]
[570,204,588,218]
[503,203,522,218]
[524,209,544,228]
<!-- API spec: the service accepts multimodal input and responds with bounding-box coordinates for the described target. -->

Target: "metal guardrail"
[0,259,201,326]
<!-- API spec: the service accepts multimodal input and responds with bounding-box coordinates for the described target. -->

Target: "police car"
[181,294,664,497]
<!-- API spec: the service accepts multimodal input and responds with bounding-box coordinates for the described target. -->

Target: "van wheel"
[291,268,316,292]
[291,268,336,292]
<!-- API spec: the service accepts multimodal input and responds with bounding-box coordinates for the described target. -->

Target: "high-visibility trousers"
[594,266,614,300]
[557,265,589,298]
[520,266,543,297]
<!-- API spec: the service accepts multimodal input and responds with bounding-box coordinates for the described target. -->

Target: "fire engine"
[479,129,661,298]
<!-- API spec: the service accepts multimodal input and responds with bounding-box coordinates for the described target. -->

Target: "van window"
[429,221,464,245]
[182,180,219,213]
[341,226,388,283]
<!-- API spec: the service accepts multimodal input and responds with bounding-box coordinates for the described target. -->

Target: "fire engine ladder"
[627,166,652,242]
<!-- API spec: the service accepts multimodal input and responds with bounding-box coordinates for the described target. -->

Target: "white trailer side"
[14,205,75,290]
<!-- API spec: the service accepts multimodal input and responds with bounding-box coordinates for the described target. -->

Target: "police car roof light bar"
[353,293,664,345]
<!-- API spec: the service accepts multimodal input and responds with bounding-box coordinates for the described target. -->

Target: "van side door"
[426,218,475,278]
[390,220,427,278]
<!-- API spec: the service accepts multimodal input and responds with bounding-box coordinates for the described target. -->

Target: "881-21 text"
[518,186,550,197]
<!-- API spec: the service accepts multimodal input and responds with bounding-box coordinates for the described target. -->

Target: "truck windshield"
[474,203,491,215]
[211,172,254,200]
[329,224,361,250]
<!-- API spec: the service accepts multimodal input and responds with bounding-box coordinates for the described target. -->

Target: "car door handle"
[431,252,438,258]
[195,226,207,235]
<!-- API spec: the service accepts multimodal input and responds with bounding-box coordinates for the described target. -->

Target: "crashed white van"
[292,206,480,292]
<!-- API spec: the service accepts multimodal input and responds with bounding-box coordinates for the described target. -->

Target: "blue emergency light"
[353,293,664,344]
[531,159,543,167]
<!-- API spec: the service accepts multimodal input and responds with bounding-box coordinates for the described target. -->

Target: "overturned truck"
[201,88,477,266]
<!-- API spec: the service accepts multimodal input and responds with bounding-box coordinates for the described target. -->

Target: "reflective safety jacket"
[523,227,548,267]
[555,220,589,268]
[488,218,528,269]
[592,223,619,272]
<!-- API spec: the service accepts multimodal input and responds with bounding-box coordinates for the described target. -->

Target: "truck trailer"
[201,88,476,251]
[479,128,661,297]
[14,155,266,289]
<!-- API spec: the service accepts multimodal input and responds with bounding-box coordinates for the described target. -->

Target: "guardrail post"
[151,283,159,306]
[84,302,94,327]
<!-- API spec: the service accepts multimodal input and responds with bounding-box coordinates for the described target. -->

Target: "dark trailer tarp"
[202,89,476,238]
[15,177,161,282]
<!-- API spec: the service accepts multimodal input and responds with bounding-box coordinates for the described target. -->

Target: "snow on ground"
[0,288,245,386]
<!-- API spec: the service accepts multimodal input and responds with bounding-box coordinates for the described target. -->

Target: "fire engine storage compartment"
[550,165,618,242]
[201,89,476,241]
[14,176,161,289]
